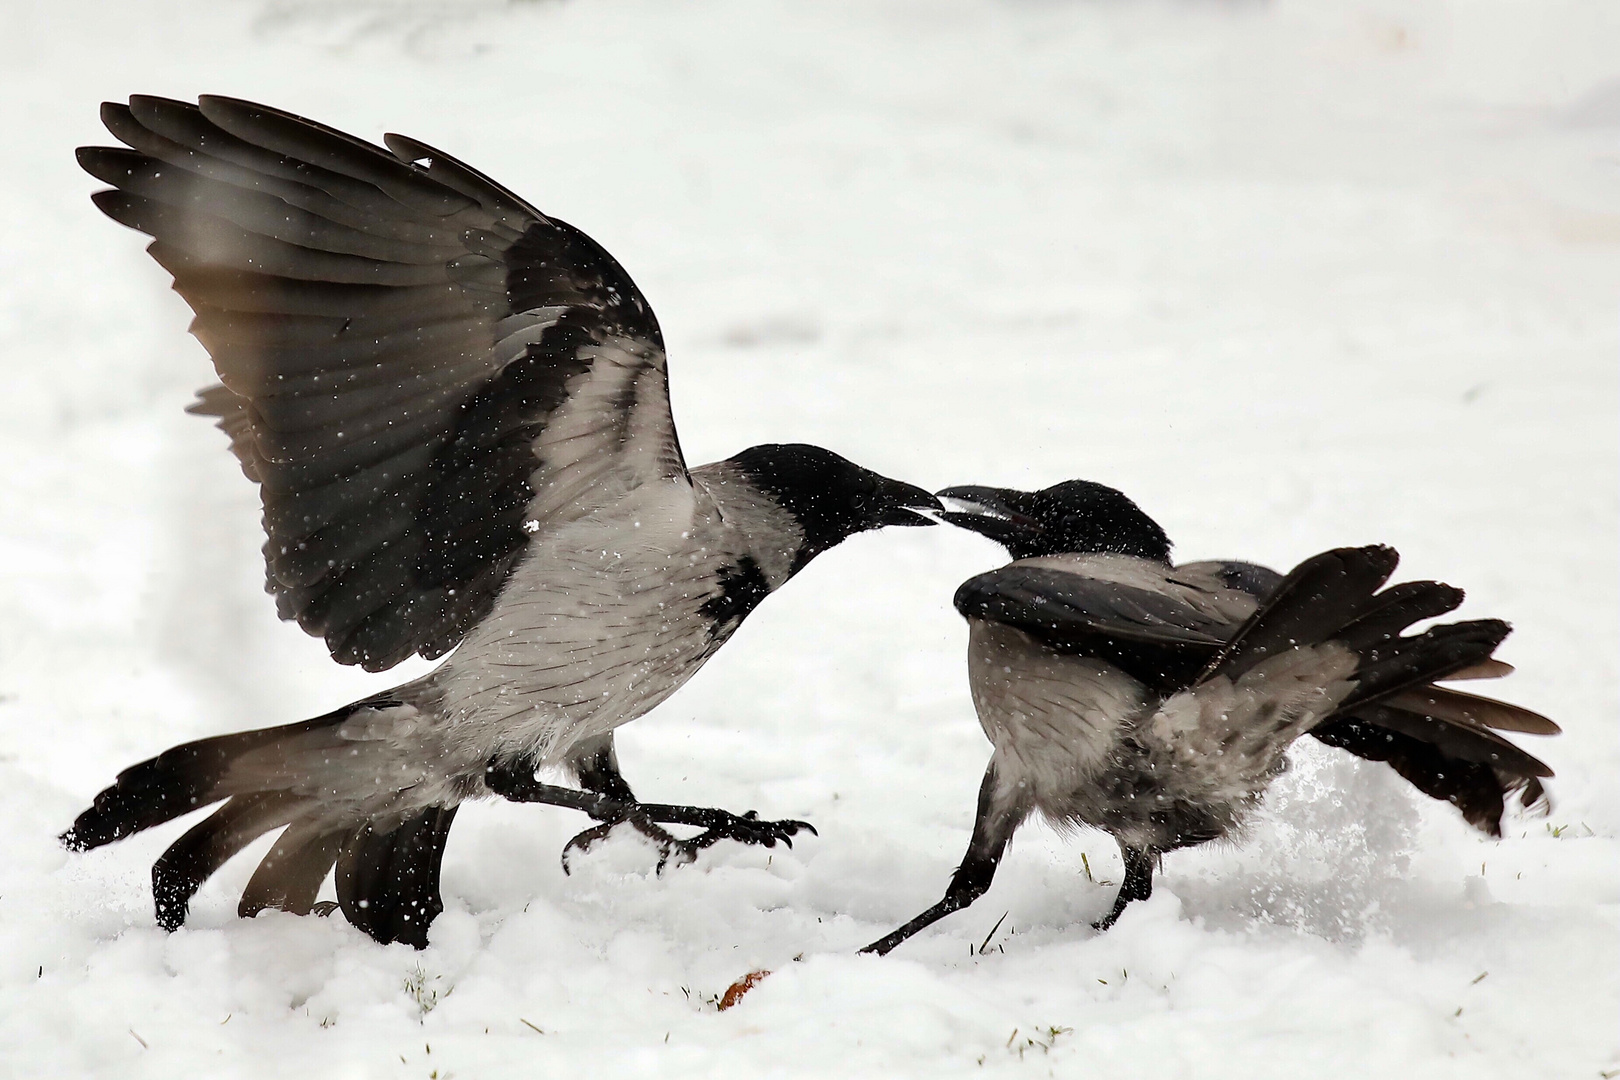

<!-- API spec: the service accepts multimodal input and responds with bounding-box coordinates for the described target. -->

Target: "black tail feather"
[1196,545,1552,837]
[1385,684,1560,735]
[61,707,361,851]
[152,791,303,930]
[336,806,458,949]
[63,722,311,851]
[1203,545,1400,682]
[239,823,349,919]
[61,696,462,946]
[1351,703,1552,779]
[1335,580,1466,652]
[1339,619,1512,711]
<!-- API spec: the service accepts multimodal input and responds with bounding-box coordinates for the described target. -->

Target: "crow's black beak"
[936,485,1043,549]
[872,477,943,527]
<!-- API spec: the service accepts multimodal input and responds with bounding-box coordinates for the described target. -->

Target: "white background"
[0,1,1614,1076]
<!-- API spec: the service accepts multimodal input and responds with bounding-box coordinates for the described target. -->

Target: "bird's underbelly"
[1040,745,1260,852]
[968,622,1144,806]
[425,514,734,768]
[967,621,1260,850]
[440,629,715,765]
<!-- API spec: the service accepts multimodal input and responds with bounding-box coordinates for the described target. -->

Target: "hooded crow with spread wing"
[863,480,1556,955]
[61,96,941,947]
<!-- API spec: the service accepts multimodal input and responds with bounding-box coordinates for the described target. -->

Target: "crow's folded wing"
[953,555,1250,689]
[1171,559,1284,600]
[83,95,686,670]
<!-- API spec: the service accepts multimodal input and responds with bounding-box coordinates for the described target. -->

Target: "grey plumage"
[63,96,939,947]
[864,482,1556,954]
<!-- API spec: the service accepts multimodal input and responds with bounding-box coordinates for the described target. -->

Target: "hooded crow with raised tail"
[61,96,941,948]
[863,480,1556,955]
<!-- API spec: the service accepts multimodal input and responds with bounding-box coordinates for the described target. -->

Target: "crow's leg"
[565,734,816,869]
[569,733,637,802]
[485,751,816,875]
[861,762,1025,956]
[562,734,693,866]
[485,757,622,816]
[1092,841,1154,931]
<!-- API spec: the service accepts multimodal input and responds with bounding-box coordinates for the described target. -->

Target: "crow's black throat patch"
[701,556,771,636]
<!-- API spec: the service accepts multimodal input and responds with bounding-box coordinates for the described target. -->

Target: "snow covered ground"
[1,0,1616,1075]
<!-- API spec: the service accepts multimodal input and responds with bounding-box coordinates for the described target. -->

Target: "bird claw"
[559,807,816,874]
[1091,896,1132,932]
[653,811,816,873]
[561,811,695,875]
[687,809,818,852]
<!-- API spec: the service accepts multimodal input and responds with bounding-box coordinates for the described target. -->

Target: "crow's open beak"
[874,478,944,527]
[936,485,1043,548]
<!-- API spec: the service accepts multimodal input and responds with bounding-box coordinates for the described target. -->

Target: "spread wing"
[83,95,687,671]
[953,556,1252,691]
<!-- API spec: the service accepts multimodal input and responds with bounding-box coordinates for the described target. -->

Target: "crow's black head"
[728,443,940,570]
[937,479,1171,563]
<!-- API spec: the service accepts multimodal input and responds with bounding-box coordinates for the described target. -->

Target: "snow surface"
[1,0,1616,1076]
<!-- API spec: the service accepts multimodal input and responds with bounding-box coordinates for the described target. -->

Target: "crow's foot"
[561,811,695,875]
[560,806,815,874]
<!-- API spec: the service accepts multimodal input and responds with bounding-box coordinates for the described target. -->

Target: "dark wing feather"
[954,562,1235,691]
[87,96,684,671]
[1199,545,1402,683]
[1172,559,1284,600]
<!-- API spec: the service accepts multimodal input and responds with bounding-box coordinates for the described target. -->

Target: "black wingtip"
[1462,618,1512,655]
[127,93,198,116]
[1322,544,1401,592]
[77,145,140,187]
[99,100,133,130]
[1202,543,1407,683]
[1343,618,1515,712]
[88,187,140,229]
[1426,582,1466,616]
[1352,543,1401,584]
